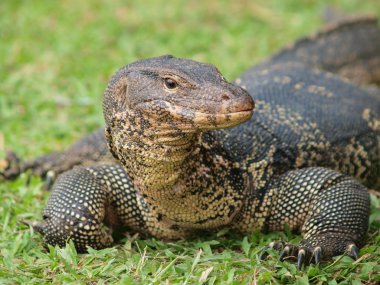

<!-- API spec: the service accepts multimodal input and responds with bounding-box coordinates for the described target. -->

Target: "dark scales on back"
[1,16,380,268]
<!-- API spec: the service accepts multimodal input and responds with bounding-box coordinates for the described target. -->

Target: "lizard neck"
[107,110,246,229]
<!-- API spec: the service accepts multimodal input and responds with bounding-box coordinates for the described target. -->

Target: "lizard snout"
[219,87,254,114]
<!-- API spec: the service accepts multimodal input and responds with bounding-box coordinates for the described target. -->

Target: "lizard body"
[2,16,379,268]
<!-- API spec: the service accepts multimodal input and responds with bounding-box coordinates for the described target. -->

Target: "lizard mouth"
[174,108,253,129]
[137,98,254,130]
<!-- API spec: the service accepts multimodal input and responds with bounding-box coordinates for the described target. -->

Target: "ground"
[0,0,379,284]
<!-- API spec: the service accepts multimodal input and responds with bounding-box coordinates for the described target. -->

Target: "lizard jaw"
[136,99,254,130]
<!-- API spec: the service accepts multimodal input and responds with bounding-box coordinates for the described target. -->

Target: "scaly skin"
[256,15,380,85]
[2,17,379,268]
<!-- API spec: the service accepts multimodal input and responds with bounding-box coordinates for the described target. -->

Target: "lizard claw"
[260,246,270,260]
[348,244,359,260]
[42,170,56,190]
[278,244,299,261]
[260,241,284,260]
[297,248,306,270]
[312,246,322,264]
[277,244,321,267]
[260,236,363,270]
[279,245,290,261]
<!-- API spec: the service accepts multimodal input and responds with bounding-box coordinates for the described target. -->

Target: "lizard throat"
[106,109,245,228]
[106,109,201,191]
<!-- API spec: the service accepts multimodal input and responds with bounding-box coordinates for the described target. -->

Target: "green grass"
[1,0,380,284]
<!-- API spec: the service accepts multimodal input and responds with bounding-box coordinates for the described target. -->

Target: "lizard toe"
[312,246,322,264]
[260,240,284,260]
[297,248,307,270]
[42,170,56,191]
[263,236,361,270]
[299,233,363,262]
[279,244,299,262]
[348,243,360,260]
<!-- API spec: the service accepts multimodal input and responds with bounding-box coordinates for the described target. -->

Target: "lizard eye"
[164,77,178,90]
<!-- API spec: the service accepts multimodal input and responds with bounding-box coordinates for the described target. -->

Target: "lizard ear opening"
[113,77,129,110]
[103,72,130,127]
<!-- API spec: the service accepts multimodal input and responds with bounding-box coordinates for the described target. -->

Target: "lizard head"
[103,55,254,139]
[103,55,254,189]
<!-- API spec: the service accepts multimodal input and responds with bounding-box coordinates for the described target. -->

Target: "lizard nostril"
[222,94,231,101]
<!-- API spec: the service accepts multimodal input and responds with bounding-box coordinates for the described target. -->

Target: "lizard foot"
[27,216,113,253]
[261,234,361,269]
[0,151,22,181]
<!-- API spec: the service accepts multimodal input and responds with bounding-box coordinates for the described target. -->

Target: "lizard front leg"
[262,167,370,268]
[32,164,189,252]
